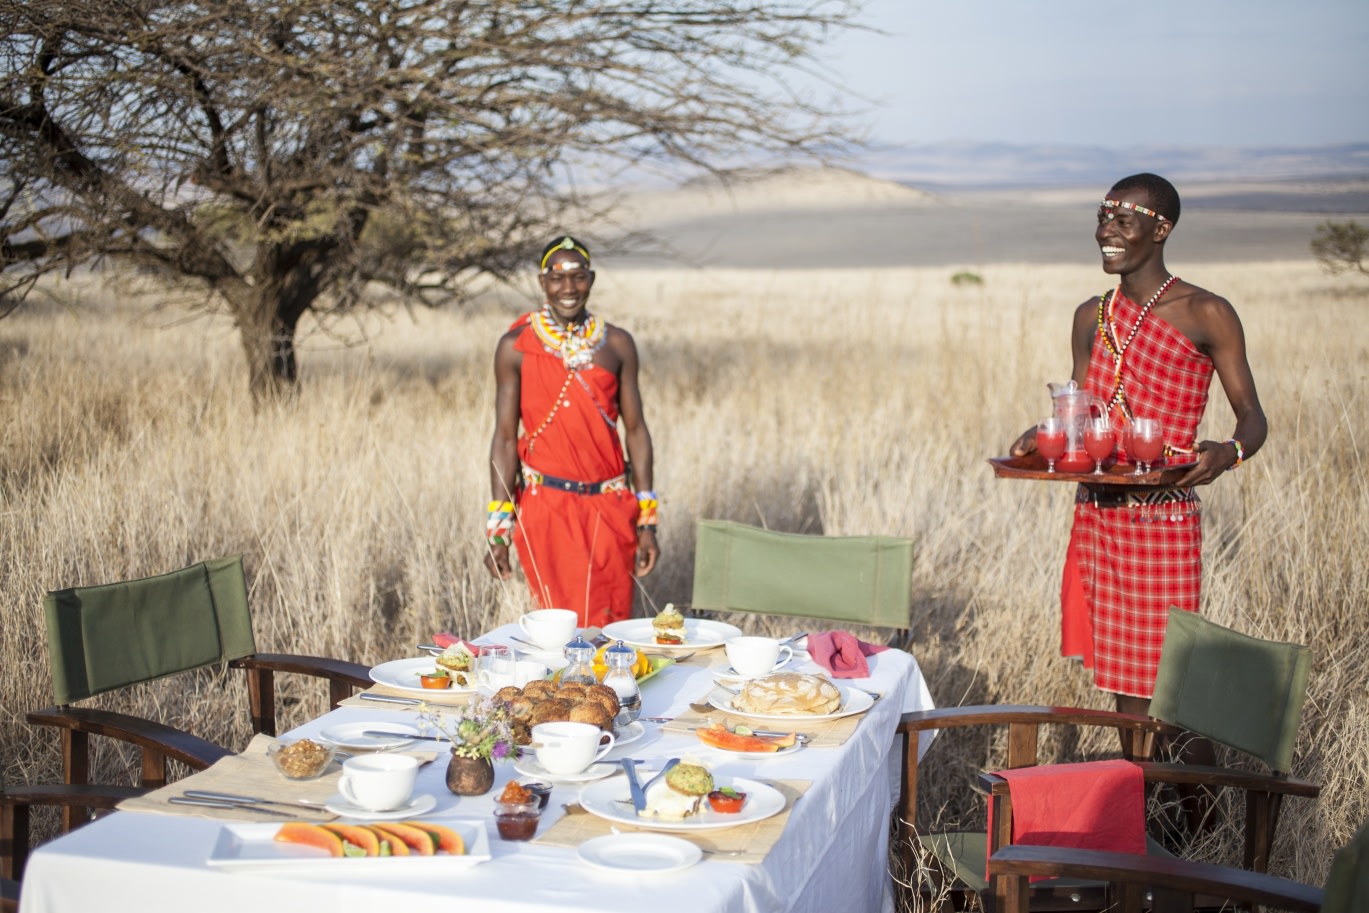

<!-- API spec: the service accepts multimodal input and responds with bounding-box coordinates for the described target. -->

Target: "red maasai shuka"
[985,759,1146,882]
[510,316,639,628]
[1061,291,1214,698]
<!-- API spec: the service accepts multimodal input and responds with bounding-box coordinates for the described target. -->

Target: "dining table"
[17,623,935,913]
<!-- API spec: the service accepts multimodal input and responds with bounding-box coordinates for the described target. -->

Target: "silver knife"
[358,693,421,705]
[182,790,323,812]
[361,730,448,742]
[621,759,646,812]
[170,796,293,817]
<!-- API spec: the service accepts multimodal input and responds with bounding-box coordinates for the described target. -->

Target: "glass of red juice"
[1129,417,1164,474]
[1036,417,1067,473]
[1083,417,1115,475]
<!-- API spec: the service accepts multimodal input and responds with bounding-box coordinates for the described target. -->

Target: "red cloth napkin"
[806,631,889,679]
[986,759,1146,881]
[431,632,479,653]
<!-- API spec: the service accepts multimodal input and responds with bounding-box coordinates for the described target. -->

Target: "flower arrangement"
[419,695,521,761]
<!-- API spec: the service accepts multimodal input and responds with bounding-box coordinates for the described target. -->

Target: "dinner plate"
[707,684,875,722]
[324,792,438,820]
[577,833,702,874]
[206,819,490,871]
[369,657,476,695]
[513,758,617,784]
[318,721,420,750]
[577,775,785,832]
[600,619,742,653]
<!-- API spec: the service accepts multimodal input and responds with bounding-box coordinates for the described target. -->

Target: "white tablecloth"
[19,626,934,913]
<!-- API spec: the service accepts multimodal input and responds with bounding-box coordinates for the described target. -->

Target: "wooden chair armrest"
[230,653,371,687]
[987,844,1323,913]
[230,652,372,735]
[26,705,230,785]
[1131,761,1321,799]
[898,704,1173,737]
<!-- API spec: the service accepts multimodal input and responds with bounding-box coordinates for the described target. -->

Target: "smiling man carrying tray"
[1011,173,1267,718]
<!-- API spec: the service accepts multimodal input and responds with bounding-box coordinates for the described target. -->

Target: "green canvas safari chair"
[689,519,916,643]
[896,607,1318,912]
[26,555,371,825]
[988,814,1369,913]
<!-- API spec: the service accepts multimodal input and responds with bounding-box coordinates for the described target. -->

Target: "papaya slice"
[371,822,434,856]
[275,822,346,857]
[696,722,795,752]
[321,822,382,857]
[364,825,410,856]
[408,821,465,856]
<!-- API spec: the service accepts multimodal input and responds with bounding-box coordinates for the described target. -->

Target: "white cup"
[518,608,578,650]
[337,753,419,811]
[531,721,616,776]
[725,636,795,679]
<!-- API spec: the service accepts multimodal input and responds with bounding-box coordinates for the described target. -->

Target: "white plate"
[698,738,803,759]
[514,758,617,784]
[613,720,645,748]
[324,792,438,820]
[601,619,743,653]
[206,819,490,871]
[577,833,702,874]
[708,684,875,722]
[577,775,785,832]
[369,657,476,695]
[318,721,420,750]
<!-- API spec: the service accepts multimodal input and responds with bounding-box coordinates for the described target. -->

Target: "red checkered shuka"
[1067,290,1215,698]
[1085,290,1214,456]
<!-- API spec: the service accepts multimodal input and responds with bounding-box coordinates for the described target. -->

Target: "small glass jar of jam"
[494,800,542,841]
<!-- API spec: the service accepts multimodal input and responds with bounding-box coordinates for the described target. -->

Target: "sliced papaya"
[321,822,382,857]
[696,722,794,752]
[371,822,434,856]
[408,821,465,855]
[275,822,345,857]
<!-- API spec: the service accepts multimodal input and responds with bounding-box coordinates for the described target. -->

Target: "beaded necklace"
[530,305,606,370]
[1096,274,1178,418]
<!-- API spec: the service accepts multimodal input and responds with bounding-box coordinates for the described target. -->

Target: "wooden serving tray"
[988,454,1198,487]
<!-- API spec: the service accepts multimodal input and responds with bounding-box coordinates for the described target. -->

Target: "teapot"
[1047,381,1104,472]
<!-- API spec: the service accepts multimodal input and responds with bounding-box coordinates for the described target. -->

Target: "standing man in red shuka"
[1013,173,1267,719]
[485,236,660,627]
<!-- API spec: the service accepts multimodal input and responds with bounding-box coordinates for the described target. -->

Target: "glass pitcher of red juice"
[1047,381,1103,473]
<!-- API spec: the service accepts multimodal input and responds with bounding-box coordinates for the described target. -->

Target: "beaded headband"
[1099,199,1168,224]
[540,237,592,273]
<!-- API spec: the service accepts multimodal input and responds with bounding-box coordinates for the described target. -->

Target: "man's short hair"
[1110,173,1181,227]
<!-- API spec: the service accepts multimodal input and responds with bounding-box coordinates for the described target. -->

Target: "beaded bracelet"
[1225,439,1245,470]
[635,490,658,528]
[487,500,515,547]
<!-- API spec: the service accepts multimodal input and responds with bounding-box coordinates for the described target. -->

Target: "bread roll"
[733,672,841,716]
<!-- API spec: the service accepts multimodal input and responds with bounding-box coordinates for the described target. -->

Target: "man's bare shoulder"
[604,322,637,350]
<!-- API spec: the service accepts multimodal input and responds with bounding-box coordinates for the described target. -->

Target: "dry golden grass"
[1,258,1365,901]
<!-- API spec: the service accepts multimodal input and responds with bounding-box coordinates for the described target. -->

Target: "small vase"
[446,752,495,796]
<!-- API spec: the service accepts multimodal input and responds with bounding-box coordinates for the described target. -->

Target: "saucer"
[323,792,437,820]
[513,758,617,784]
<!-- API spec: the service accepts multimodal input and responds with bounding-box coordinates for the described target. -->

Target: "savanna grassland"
[1,256,1365,902]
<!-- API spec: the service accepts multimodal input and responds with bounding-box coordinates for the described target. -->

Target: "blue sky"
[809,0,1369,149]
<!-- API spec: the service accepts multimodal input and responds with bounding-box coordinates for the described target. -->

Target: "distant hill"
[857,141,1369,191]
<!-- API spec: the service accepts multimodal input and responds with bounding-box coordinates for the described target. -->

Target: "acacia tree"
[1311,220,1369,278]
[1,0,858,400]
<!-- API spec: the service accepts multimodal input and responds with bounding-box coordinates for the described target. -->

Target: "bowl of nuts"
[266,738,337,780]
